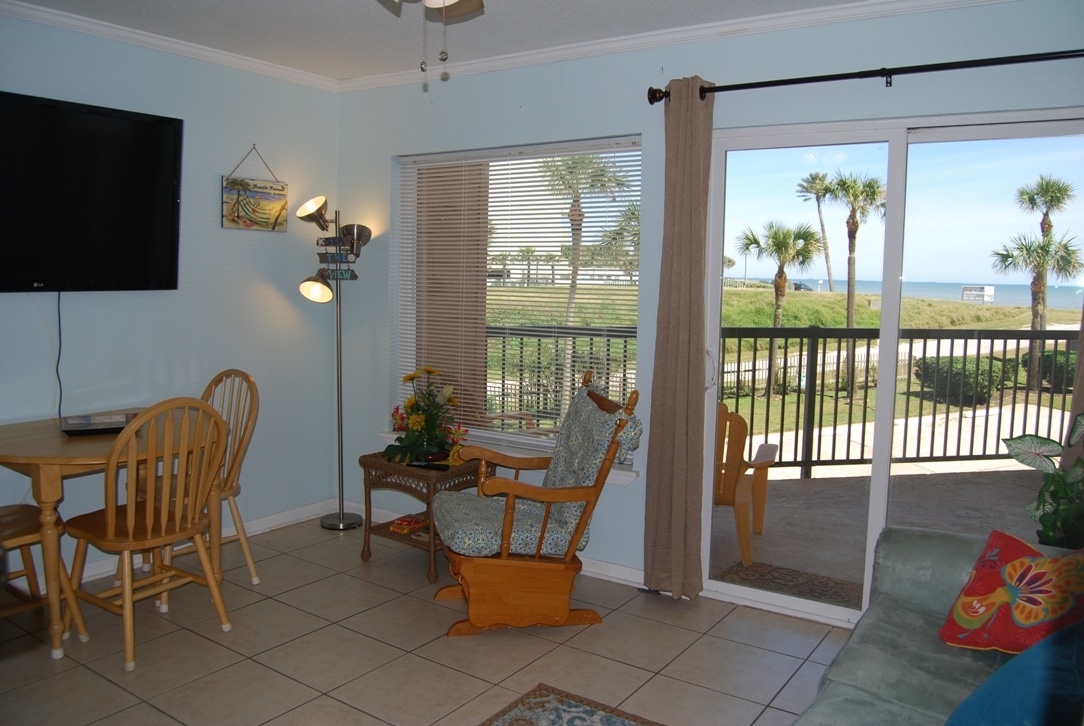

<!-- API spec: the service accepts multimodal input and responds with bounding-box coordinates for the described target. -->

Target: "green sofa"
[795,526,1075,725]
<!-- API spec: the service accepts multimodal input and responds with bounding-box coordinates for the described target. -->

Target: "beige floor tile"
[661,635,802,705]
[330,653,490,726]
[415,627,558,683]
[49,600,182,667]
[618,590,736,633]
[189,598,328,656]
[621,674,765,726]
[172,539,278,575]
[570,575,642,610]
[432,685,521,726]
[254,624,404,691]
[223,553,337,597]
[137,577,265,627]
[150,659,318,726]
[86,628,243,698]
[753,707,799,726]
[264,695,387,725]
[339,594,463,650]
[249,520,345,554]
[566,611,700,672]
[91,701,184,725]
[808,626,850,665]
[274,572,400,622]
[709,607,830,658]
[0,633,80,695]
[0,665,139,725]
[291,534,371,572]
[770,660,826,714]
[499,644,653,707]
[352,548,440,592]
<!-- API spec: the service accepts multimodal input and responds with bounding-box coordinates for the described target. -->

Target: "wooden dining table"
[0,413,223,659]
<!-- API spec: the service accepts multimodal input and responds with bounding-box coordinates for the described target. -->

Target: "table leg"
[360,467,372,562]
[31,465,66,659]
[426,495,437,584]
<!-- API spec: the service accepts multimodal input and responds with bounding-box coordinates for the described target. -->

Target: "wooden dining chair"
[714,401,778,566]
[0,503,89,643]
[201,369,260,585]
[66,397,232,671]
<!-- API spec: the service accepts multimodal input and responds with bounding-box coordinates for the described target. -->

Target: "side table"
[358,452,490,583]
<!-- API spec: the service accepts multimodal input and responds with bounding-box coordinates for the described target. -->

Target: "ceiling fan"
[387,0,484,20]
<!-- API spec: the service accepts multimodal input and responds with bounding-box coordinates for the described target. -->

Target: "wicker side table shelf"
[358,452,489,583]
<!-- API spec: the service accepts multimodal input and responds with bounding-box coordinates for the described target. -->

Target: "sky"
[722,133,1084,287]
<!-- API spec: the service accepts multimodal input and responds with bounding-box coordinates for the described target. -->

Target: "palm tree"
[1017,174,1077,241]
[992,232,1082,389]
[737,221,822,395]
[599,202,640,283]
[797,172,835,292]
[517,246,537,285]
[825,171,886,330]
[825,171,885,398]
[540,155,629,324]
[540,154,629,404]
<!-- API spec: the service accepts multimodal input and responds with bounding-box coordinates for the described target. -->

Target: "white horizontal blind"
[392,138,641,444]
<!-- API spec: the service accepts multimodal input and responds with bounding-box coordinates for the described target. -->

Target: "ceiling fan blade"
[436,0,484,19]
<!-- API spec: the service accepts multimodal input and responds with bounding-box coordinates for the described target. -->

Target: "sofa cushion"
[824,592,1011,720]
[939,529,1084,654]
[946,622,1084,726]
[794,682,945,726]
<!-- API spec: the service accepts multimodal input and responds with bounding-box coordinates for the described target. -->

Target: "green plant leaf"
[1004,434,1061,473]
[1069,413,1084,448]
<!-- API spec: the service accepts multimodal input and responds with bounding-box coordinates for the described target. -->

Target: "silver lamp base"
[320,512,364,531]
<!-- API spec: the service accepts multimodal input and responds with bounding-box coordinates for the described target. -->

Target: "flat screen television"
[0,91,183,292]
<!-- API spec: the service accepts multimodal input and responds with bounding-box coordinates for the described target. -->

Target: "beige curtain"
[643,77,715,599]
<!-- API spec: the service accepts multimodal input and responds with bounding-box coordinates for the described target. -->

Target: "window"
[392,138,641,445]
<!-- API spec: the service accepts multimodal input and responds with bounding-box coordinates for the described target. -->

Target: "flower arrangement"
[383,366,468,464]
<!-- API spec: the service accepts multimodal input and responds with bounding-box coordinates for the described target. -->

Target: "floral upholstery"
[434,383,642,558]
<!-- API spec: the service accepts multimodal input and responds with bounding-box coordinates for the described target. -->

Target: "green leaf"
[1004,434,1061,473]
[1069,414,1084,447]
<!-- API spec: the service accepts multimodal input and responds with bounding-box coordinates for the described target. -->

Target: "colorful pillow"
[939,530,1084,653]
[946,622,1084,726]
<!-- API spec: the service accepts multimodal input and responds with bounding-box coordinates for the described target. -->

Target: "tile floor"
[0,519,849,725]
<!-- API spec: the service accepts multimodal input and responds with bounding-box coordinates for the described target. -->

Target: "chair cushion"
[434,490,584,558]
[939,529,1084,654]
[542,384,642,491]
[946,622,1084,726]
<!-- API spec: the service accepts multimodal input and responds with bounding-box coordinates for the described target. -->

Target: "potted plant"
[383,366,468,465]
[1004,414,1084,549]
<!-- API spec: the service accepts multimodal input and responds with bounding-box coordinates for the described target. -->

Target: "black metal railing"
[720,326,1077,476]
[485,325,637,430]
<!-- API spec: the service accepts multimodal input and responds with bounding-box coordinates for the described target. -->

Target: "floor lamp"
[296,195,371,530]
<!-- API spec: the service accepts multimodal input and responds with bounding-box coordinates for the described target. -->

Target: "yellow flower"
[447,395,458,407]
[405,395,417,410]
[402,371,420,383]
[423,366,439,375]
[408,414,425,431]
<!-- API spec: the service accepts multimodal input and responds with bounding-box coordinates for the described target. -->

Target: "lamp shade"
[299,270,334,303]
[296,196,330,231]
[340,224,372,249]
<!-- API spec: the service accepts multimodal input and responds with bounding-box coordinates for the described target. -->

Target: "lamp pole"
[322,209,363,531]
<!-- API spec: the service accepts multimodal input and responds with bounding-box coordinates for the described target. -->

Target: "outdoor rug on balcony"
[716,561,863,609]
[479,683,664,726]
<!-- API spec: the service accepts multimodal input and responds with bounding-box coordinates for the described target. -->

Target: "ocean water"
[789,279,1084,312]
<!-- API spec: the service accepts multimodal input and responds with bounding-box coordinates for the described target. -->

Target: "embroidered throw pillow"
[939,529,1084,654]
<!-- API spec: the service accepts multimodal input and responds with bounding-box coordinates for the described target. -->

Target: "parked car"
[793,281,813,291]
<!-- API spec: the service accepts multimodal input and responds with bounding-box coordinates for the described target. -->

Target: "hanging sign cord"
[226,144,281,182]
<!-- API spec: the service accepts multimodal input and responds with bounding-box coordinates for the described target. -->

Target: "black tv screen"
[0,91,182,292]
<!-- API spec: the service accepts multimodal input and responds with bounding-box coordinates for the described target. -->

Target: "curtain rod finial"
[646,87,668,105]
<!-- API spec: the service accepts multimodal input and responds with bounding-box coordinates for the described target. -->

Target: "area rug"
[717,561,863,609]
[480,683,664,726]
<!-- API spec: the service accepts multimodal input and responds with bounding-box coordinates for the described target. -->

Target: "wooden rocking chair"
[714,402,778,566]
[432,371,641,636]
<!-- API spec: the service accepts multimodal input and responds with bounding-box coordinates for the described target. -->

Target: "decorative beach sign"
[222,176,289,232]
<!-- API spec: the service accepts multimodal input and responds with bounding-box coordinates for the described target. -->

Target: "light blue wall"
[2,0,1082,574]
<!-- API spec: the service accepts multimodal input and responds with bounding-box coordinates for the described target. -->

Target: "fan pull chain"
[420,5,428,72]
[439,4,448,62]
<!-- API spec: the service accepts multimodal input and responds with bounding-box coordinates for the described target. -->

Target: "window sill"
[375,430,640,486]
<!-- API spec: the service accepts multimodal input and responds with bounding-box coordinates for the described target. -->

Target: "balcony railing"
[485,325,637,431]
[720,326,1077,476]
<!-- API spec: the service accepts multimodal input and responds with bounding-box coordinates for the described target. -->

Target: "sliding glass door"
[703,115,1084,622]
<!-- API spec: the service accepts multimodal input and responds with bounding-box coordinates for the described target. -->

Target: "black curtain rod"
[646,48,1084,105]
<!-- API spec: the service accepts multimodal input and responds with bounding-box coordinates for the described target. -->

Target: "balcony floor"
[709,463,1039,607]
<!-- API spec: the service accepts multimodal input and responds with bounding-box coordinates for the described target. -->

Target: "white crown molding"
[2,0,1014,93]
